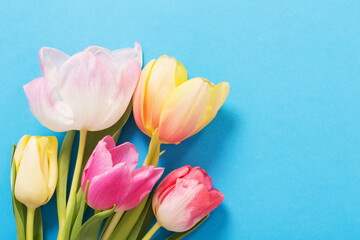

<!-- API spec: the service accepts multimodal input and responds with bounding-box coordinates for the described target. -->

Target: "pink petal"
[109,142,139,170]
[23,77,74,132]
[117,166,164,211]
[153,166,191,208]
[155,178,203,232]
[57,51,119,131]
[183,167,213,191]
[186,188,224,229]
[81,136,114,191]
[86,162,131,210]
[112,42,142,67]
[39,47,69,83]
[103,60,141,129]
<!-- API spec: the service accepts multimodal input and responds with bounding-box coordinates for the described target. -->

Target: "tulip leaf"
[166,214,210,240]
[70,182,88,240]
[82,101,132,171]
[74,205,115,240]
[33,208,43,240]
[57,130,76,227]
[11,144,26,240]
[61,188,83,240]
[127,192,155,240]
[107,195,149,240]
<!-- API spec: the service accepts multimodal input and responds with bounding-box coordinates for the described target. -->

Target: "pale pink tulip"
[24,43,142,132]
[152,165,224,232]
[81,136,163,212]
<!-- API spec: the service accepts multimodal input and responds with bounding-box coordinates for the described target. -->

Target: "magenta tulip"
[152,165,224,232]
[81,136,163,212]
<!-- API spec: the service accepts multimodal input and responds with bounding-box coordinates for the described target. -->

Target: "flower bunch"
[11,43,229,240]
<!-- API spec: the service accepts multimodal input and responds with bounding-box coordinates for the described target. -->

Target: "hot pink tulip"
[152,165,224,232]
[24,43,142,132]
[81,136,163,212]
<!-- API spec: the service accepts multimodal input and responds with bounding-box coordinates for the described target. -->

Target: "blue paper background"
[1,1,360,239]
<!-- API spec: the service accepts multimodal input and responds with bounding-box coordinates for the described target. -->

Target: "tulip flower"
[143,166,224,239]
[23,43,143,221]
[133,56,229,166]
[81,136,164,240]
[24,43,142,132]
[12,135,58,240]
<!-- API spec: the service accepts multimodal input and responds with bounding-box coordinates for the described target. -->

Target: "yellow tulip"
[133,56,229,144]
[13,135,58,209]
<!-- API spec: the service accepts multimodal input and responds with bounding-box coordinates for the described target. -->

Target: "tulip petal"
[14,137,49,208]
[112,42,143,67]
[109,142,139,171]
[39,47,70,83]
[133,59,156,135]
[86,163,131,210]
[13,135,31,171]
[102,60,141,130]
[155,178,204,232]
[143,56,187,133]
[183,167,213,191]
[118,166,164,211]
[46,136,58,203]
[153,165,191,208]
[24,77,75,132]
[81,136,114,191]
[158,78,212,143]
[185,186,224,230]
[190,82,230,137]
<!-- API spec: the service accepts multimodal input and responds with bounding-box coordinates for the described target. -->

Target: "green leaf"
[11,144,26,240]
[75,206,116,240]
[57,130,76,227]
[33,208,43,240]
[70,182,89,240]
[166,215,210,240]
[60,188,83,240]
[108,195,149,240]
[127,192,155,240]
[82,101,132,171]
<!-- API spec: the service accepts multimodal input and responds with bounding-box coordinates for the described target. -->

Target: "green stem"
[143,130,161,167]
[66,129,87,216]
[101,211,124,240]
[95,209,101,215]
[142,222,161,240]
[26,207,35,240]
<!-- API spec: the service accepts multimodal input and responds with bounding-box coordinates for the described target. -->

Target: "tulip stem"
[143,130,161,167]
[26,207,35,240]
[101,211,124,240]
[142,221,161,240]
[66,129,87,216]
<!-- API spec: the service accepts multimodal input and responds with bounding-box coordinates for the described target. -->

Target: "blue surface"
[1,1,360,239]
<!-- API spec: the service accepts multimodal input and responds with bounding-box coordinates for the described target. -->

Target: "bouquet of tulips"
[11,43,229,240]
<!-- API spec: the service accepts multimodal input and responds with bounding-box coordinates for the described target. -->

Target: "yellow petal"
[143,56,187,134]
[37,137,50,184]
[14,137,49,208]
[45,136,58,203]
[133,59,156,136]
[190,81,230,136]
[158,78,212,143]
[13,135,31,171]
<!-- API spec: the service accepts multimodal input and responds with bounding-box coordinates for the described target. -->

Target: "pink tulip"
[81,136,164,212]
[24,43,142,132]
[152,165,224,232]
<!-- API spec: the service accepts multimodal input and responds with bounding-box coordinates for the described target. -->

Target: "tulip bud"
[152,165,224,232]
[133,55,229,144]
[13,135,58,208]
